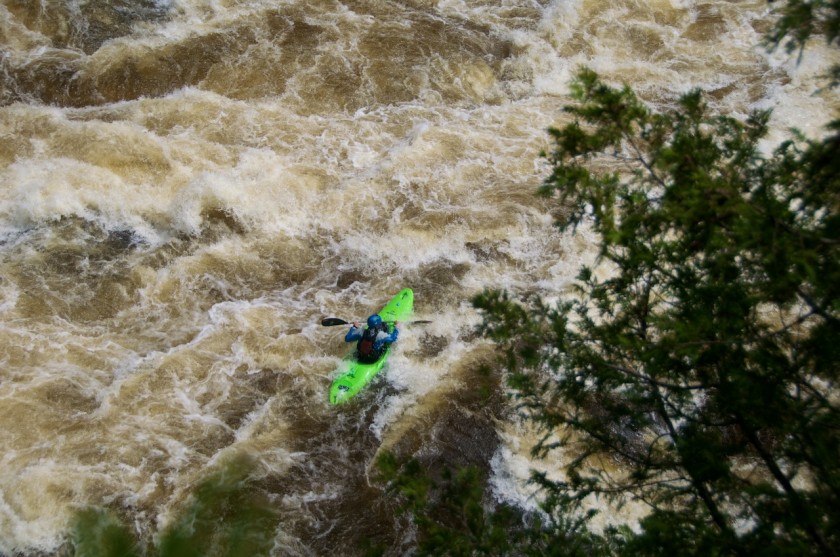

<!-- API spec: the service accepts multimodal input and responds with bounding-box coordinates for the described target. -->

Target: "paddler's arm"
[374,323,399,349]
[345,321,363,342]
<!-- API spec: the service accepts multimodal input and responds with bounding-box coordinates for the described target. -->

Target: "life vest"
[357,325,387,363]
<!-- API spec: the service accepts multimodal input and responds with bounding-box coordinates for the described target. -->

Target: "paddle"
[320,317,431,327]
[321,317,352,327]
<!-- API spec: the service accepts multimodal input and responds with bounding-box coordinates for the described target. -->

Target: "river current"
[1,0,838,554]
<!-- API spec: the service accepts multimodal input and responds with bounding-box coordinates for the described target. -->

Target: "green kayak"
[329,288,414,405]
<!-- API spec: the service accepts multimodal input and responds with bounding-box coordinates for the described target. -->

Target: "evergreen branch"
[797,288,840,327]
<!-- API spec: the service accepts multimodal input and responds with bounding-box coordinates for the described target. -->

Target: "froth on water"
[2,0,839,554]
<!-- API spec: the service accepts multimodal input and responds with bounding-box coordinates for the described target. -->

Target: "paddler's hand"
[352,321,361,328]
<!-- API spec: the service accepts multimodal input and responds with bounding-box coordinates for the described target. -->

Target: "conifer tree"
[470,5,840,553]
[474,66,839,554]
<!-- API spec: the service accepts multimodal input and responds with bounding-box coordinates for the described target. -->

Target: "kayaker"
[345,314,399,364]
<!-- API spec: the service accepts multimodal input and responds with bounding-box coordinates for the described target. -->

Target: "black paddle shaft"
[321,317,350,327]
[320,318,430,327]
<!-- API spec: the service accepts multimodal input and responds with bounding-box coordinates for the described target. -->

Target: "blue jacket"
[345,324,399,350]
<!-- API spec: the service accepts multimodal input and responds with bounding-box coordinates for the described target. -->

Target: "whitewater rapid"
[1,0,838,554]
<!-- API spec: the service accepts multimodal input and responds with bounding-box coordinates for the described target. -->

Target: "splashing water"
[1,0,838,553]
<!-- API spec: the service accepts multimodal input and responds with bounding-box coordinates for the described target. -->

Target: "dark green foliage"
[70,454,279,557]
[71,508,140,557]
[157,455,279,557]
[376,452,511,556]
[375,452,614,557]
[473,62,840,556]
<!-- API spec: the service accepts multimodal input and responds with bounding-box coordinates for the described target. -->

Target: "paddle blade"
[321,317,350,327]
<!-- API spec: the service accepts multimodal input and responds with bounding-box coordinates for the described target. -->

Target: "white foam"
[757,40,840,146]
[490,422,651,534]
[1,0,835,551]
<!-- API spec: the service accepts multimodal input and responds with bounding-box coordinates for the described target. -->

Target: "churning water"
[1,0,838,554]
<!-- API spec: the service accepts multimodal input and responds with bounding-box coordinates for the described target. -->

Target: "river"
[1,0,838,554]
